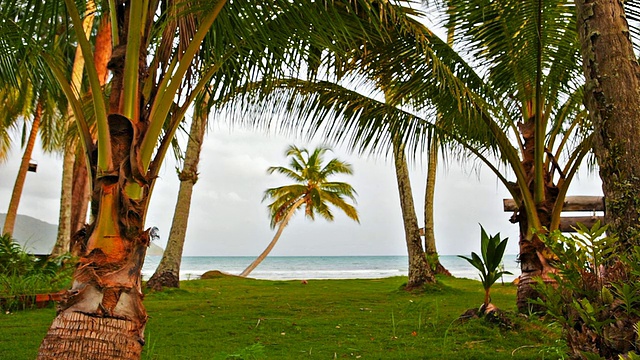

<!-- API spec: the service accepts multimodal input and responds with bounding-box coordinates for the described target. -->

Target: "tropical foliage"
[240,145,359,277]
[0,233,73,311]
[459,226,511,310]
[534,223,640,359]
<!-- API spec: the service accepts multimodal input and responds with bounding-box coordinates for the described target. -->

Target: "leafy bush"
[0,233,74,311]
[533,222,640,359]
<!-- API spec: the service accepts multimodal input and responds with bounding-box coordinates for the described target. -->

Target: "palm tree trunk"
[423,136,450,276]
[514,116,559,312]
[38,115,149,360]
[240,197,305,277]
[52,142,76,256]
[576,0,640,249]
[2,101,42,236]
[392,142,435,289]
[146,105,208,291]
[52,3,96,257]
[70,152,90,233]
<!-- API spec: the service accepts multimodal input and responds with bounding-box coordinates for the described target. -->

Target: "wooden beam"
[503,196,605,212]
[559,216,605,232]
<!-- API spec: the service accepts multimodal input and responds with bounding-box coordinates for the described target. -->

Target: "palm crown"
[264,145,359,229]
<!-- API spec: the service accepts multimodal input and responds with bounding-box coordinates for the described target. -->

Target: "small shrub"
[0,233,74,311]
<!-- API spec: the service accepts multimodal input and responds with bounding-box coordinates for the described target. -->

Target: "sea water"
[141,255,520,282]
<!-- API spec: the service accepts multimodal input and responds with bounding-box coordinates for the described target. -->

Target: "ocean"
[142,255,520,283]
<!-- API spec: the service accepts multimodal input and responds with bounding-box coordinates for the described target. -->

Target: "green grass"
[0,275,564,359]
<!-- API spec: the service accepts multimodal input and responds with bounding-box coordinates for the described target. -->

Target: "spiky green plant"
[459,226,512,309]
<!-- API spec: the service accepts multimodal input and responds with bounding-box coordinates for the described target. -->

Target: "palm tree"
[146,94,209,291]
[1,78,66,238]
[240,145,359,277]
[392,140,436,288]
[423,133,450,276]
[1,1,408,357]
[575,1,640,249]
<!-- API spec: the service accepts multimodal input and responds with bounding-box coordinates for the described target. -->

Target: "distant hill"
[0,213,164,256]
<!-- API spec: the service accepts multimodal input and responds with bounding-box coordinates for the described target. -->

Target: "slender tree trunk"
[576,0,640,248]
[70,152,90,233]
[2,101,42,236]
[52,143,76,256]
[53,3,97,257]
[392,142,435,289]
[146,106,208,291]
[423,137,450,276]
[240,197,305,277]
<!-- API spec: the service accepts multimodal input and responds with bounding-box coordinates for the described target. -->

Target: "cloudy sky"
[0,119,604,257]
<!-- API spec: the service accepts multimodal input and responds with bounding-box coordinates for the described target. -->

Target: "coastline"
[142,254,520,282]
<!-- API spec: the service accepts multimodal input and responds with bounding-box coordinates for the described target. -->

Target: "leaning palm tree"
[240,145,359,277]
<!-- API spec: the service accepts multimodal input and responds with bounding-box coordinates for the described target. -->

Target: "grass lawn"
[0,275,564,359]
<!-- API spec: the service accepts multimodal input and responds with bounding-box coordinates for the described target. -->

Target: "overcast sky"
[0,119,604,257]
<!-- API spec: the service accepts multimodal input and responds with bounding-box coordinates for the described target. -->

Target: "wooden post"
[503,196,605,232]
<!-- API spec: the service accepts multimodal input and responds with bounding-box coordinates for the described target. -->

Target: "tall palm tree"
[423,133,450,276]
[240,145,359,277]
[575,1,640,249]
[1,78,66,237]
[146,94,209,291]
[392,140,436,288]
[1,1,409,357]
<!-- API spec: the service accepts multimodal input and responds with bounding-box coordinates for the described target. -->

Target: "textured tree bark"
[2,101,42,236]
[514,116,559,312]
[423,137,450,276]
[70,153,90,233]
[576,0,640,248]
[147,107,207,291]
[393,142,435,289]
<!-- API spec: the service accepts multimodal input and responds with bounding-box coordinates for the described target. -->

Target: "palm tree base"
[38,311,144,359]
[146,271,179,291]
[433,261,452,276]
[516,272,553,313]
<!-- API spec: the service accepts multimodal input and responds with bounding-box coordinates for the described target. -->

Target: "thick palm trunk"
[392,142,435,289]
[53,4,97,257]
[514,117,558,312]
[240,198,305,277]
[147,108,207,291]
[423,138,450,276]
[38,115,149,360]
[2,101,42,236]
[576,0,640,248]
